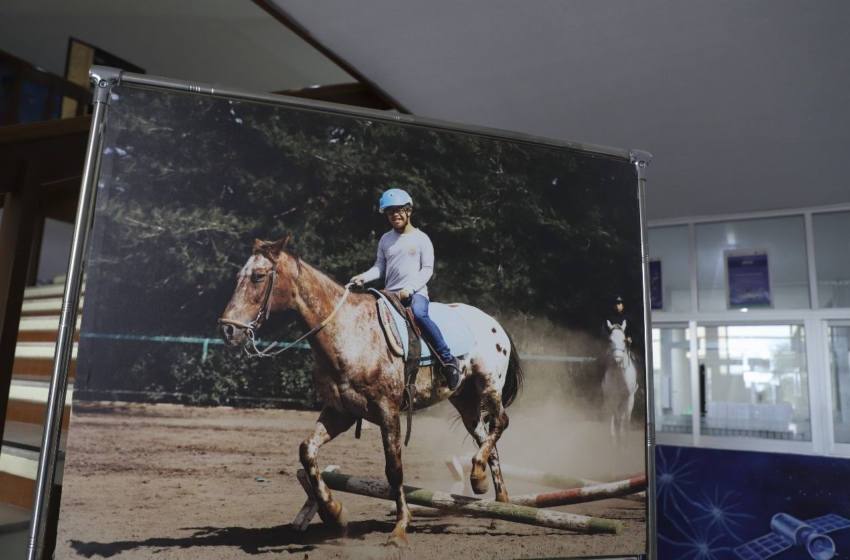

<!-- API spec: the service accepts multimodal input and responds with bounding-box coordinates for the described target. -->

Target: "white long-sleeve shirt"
[361,228,434,299]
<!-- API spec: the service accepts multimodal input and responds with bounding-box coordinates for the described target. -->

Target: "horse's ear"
[252,238,266,252]
[606,320,613,331]
[621,320,627,332]
[266,235,290,256]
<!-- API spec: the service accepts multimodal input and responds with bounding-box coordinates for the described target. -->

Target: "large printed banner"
[57,82,649,558]
[657,445,850,560]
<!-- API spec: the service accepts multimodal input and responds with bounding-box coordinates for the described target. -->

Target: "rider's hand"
[350,274,365,286]
[626,336,633,345]
[398,289,411,303]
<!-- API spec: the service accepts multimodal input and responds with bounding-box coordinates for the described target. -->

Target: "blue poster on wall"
[727,251,771,309]
[657,445,850,560]
[650,259,663,310]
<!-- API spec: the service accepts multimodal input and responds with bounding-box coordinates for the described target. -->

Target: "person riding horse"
[350,188,462,391]
[606,295,634,346]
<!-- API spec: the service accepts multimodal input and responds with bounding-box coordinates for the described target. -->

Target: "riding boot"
[442,357,461,391]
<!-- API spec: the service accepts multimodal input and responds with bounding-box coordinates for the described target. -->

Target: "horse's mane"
[255,239,353,292]
[253,239,302,273]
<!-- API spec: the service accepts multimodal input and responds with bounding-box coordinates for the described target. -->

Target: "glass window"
[0,69,15,126]
[698,324,810,441]
[813,211,850,308]
[829,324,850,444]
[18,80,49,124]
[653,327,692,433]
[647,226,691,312]
[696,217,810,311]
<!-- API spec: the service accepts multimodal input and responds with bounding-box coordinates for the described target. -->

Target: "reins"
[242,283,354,358]
[218,255,354,358]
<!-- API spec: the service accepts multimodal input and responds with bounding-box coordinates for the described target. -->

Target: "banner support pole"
[26,65,121,560]
[631,148,656,560]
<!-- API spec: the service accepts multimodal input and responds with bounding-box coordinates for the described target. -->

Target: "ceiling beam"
[250,0,410,114]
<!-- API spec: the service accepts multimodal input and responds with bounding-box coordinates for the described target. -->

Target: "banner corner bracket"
[89,66,123,104]
[630,149,652,180]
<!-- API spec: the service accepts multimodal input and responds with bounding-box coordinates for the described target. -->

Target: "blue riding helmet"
[378,189,413,212]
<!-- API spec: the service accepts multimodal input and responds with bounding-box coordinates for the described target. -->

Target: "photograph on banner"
[649,258,662,310]
[726,249,772,309]
[57,84,649,559]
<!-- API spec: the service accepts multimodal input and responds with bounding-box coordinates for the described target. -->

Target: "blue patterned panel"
[809,514,850,534]
[734,532,792,560]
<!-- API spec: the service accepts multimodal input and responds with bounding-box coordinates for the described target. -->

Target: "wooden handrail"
[0,51,92,101]
[0,115,91,145]
[0,49,92,126]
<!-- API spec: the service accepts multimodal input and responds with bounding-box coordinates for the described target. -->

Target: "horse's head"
[218,235,297,347]
[607,319,628,366]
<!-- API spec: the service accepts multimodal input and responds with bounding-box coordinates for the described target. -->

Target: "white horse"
[602,320,639,447]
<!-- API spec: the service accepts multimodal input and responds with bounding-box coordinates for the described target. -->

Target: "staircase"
[0,280,81,556]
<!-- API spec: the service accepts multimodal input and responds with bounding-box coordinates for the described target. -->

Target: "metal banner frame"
[28,65,655,560]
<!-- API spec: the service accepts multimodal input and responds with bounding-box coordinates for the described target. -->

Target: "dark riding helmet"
[613,295,624,304]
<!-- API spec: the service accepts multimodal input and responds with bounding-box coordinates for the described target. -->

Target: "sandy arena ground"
[56,401,646,559]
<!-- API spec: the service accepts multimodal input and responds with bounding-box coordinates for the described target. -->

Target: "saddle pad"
[376,298,404,357]
[369,289,475,364]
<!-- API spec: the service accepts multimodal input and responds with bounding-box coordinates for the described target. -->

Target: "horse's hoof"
[318,502,349,528]
[334,503,349,527]
[470,471,489,495]
[387,531,409,548]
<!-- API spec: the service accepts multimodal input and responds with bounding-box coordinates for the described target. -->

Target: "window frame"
[649,203,850,457]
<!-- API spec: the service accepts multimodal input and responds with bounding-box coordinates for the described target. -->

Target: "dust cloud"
[404,317,646,499]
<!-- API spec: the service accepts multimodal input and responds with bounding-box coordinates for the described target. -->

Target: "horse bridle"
[218,260,278,332]
[218,257,353,358]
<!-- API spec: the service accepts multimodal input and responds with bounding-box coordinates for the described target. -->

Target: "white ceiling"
[266,0,850,221]
[2,0,849,221]
[0,0,350,92]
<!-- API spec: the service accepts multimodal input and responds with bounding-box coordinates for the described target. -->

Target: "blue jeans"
[410,294,454,364]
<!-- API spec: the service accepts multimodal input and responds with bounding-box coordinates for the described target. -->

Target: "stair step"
[5,380,73,428]
[3,421,44,453]
[13,343,78,381]
[21,297,84,317]
[8,380,74,406]
[0,420,69,511]
[0,423,68,509]
[0,448,38,509]
[0,500,30,557]
[3,421,66,454]
[13,361,76,382]
[14,343,78,360]
[0,499,30,560]
[0,501,30,533]
[17,316,81,343]
[23,285,71,300]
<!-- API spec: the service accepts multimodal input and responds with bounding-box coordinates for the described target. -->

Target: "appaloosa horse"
[218,236,523,546]
[602,320,639,447]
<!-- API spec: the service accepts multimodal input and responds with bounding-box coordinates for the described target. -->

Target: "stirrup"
[442,359,461,391]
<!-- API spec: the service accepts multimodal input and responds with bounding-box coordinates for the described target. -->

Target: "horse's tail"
[502,330,524,408]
